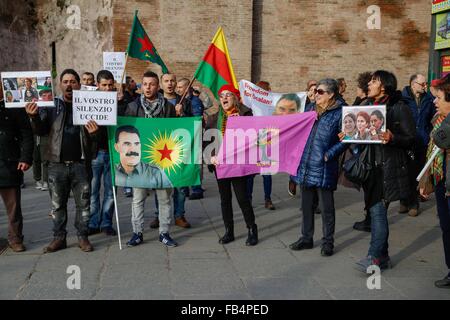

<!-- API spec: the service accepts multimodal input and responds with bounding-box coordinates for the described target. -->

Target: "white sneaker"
[35,181,43,190]
[41,182,48,191]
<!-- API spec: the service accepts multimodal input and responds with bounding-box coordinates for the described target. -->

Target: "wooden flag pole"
[119,53,129,95]
[178,75,196,105]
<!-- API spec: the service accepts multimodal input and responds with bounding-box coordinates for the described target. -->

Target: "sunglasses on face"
[219,92,234,98]
[314,88,327,95]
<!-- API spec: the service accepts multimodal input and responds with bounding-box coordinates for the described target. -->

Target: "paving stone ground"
[0,170,449,300]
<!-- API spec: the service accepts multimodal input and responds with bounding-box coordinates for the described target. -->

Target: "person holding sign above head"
[0,79,33,252]
[87,70,117,237]
[25,69,100,254]
[119,70,178,248]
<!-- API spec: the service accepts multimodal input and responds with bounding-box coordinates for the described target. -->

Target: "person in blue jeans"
[88,70,117,236]
[246,175,275,210]
[350,70,415,273]
[420,75,450,288]
[176,78,205,200]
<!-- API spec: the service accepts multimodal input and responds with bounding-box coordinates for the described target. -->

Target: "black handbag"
[342,144,373,185]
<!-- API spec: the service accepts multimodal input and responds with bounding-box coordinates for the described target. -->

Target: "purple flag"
[216,112,317,179]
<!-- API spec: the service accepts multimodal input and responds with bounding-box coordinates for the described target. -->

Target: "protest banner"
[72,90,117,125]
[103,52,126,84]
[215,112,316,179]
[239,80,307,116]
[1,71,54,108]
[108,116,201,189]
[341,105,386,144]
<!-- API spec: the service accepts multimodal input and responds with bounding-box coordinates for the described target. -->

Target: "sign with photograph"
[341,105,386,144]
[103,52,126,84]
[239,80,307,116]
[72,90,118,126]
[1,71,54,108]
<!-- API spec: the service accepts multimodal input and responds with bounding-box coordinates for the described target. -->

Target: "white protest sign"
[239,80,307,116]
[72,90,117,125]
[1,71,55,108]
[80,84,98,91]
[103,52,126,84]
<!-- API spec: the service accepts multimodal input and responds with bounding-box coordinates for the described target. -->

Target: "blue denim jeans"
[89,151,114,229]
[367,201,389,258]
[191,185,204,194]
[435,182,450,271]
[247,175,272,201]
[155,187,188,218]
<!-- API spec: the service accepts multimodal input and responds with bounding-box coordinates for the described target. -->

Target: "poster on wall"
[442,56,450,77]
[435,12,450,50]
[433,0,450,14]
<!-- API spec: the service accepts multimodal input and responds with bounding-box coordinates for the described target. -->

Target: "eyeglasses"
[314,88,327,95]
[415,81,427,87]
[219,92,234,98]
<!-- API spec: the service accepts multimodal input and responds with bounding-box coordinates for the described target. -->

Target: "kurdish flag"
[194,27,238,100]
[108,116,201,189]
[126,11,169,74]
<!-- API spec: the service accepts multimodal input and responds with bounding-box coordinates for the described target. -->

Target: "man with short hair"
[176,77,205,200]
[120,71,178,247]
[81,72,95,86]
[400,74,435,217]
[25,69,99,253]
[0,79,33,252]
[274,93,301,115]
[88,70,117,237]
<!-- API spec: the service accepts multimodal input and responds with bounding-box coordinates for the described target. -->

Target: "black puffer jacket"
[375,91,416,202]
[0,100,33,187]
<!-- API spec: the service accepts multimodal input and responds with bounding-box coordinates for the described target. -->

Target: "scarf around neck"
[428,114,446,185]
[140,93,165,118]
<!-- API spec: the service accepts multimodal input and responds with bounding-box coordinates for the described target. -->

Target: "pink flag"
[216,112,317,179]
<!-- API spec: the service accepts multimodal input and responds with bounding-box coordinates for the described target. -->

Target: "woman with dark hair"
[353,72,372,106]
[343,113,357,138]
[349,70,415,273]
[369,109,385,140]
[419,77,450,288]
[289,78,347,257]
[210,84,258,246]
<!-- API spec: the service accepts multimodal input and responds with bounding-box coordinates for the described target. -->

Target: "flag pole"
[119,53,129,94]
[107,126,123,250]
[178,75,196,105]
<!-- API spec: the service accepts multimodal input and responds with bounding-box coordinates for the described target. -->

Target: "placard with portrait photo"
[341,105,386,144]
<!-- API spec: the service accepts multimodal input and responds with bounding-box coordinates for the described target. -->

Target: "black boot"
[246,224,258,246]
[219,225,234,244]
[353,211,371,232]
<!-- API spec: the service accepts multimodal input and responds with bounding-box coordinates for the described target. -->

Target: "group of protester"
[1,65,450,289]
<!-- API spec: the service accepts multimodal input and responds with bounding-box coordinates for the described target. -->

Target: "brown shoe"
[408,208,419,217]
[288,181,296,197]
[398,204,409,214]
[149,217,159,229]
[9,242,26,252]
[175,217,191,228]
[78,238,93,252]
[265,199,276,210]
[44,238,67,253]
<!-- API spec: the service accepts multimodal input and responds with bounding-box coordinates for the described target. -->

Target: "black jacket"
[0,100,34,187]
[370,91,416,202]
[120,94,176,118]
[29,97,98,177]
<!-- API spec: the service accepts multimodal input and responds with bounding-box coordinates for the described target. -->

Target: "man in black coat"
[0,81,33,252]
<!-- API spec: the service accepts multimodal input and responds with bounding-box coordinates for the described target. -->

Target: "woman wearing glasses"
[289,78,347,257]
[209,85,258,246]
